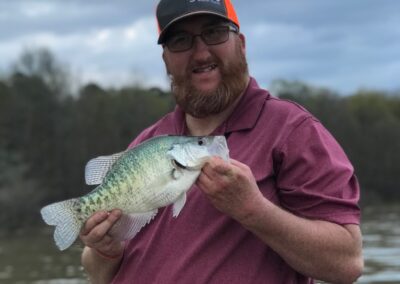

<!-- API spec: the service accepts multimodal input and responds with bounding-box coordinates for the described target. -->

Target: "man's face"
[162,15,249,118]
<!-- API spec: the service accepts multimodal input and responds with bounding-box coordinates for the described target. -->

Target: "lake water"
[358,205,400,283]
[0,205,399,284]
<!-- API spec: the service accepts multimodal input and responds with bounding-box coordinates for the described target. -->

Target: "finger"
[204,158,232,176]
[85,234,114,248]
[196,170,213,190]
[81,211,109,235]
[82,209,122,237]
[92,209,122,237]
[229,159,248,170]
[213,163,235,178]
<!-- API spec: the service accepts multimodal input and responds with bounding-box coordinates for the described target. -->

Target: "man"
[80,0,363,283]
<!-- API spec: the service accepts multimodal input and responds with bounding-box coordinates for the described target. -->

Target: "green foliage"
[11,47,71,98]
[344,92,400,202]
[0,149,40,230]
[273,80,400,204]
[0,49,174,231]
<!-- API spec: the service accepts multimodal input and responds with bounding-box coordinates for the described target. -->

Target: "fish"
[40,135,229,250]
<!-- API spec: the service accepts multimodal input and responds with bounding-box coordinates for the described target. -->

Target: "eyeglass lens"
[166,26,236,52]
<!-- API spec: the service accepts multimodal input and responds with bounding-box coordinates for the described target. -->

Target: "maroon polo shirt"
[112,78,360,283]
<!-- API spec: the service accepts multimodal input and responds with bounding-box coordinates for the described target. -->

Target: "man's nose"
[192,35,210,55]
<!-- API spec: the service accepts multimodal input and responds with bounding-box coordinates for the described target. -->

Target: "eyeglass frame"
[162,23,239,53]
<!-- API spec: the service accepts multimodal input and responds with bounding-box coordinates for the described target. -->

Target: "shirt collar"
[221,77,270,134]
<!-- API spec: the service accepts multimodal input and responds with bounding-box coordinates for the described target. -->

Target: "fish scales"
[98,138,173,211]
[51,142,172,237]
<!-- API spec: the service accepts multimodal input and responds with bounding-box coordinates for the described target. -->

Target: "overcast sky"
[0,0,399,95]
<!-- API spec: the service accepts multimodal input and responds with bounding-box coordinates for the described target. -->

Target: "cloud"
[238,0,400,93]
[0,0,399,94]
[19,1,56,18]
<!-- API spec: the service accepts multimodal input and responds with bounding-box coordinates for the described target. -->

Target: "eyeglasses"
[164,25,239,53]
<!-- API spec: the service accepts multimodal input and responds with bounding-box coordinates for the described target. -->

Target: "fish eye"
[198,139,204,146]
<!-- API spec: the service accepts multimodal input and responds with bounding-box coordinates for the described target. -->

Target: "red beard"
[168,41,249,118]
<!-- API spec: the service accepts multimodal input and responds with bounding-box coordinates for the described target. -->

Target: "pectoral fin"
[109,210,158,241]
[172,193,187,218]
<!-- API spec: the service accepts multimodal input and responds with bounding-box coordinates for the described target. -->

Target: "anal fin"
[109,210,158,241]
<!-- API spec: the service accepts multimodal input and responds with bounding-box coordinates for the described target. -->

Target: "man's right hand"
[80,209,125,259]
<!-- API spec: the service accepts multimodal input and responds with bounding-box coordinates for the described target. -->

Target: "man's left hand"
[196,157,265,223]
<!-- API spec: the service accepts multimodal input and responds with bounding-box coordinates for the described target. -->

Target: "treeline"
[0,49,174,230]
[273,80,400,205]
[0,49,399,231]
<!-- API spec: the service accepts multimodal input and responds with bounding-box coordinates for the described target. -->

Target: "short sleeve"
[276,117,361,225]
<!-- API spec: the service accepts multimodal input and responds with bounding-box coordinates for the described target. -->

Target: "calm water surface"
[358,206,400,283]
[0,205,399,284]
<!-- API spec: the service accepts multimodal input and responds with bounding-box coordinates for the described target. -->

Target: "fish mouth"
[172,159,187,170]
[172,158,204,171]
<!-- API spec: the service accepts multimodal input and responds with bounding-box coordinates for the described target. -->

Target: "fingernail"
[98,211,108,219]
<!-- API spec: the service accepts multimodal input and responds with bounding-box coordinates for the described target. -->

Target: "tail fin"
[40,198,82,250]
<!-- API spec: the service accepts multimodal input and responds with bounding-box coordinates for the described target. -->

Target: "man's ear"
[162,49,172,75]
[239,33,246,51]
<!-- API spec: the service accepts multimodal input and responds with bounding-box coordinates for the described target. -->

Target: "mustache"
[186,56,222,74]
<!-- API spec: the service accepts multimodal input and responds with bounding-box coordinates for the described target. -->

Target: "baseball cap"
[156,0,240,44]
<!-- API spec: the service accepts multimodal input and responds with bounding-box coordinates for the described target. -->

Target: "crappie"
[41,135,229,250]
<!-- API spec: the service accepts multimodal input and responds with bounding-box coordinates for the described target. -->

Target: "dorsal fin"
[85,151,126,185]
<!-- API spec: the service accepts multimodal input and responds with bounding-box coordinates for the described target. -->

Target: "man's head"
[156,0,240,45]
[156,0,249,118]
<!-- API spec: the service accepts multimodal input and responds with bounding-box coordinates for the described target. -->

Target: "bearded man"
[80,1,363,283]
